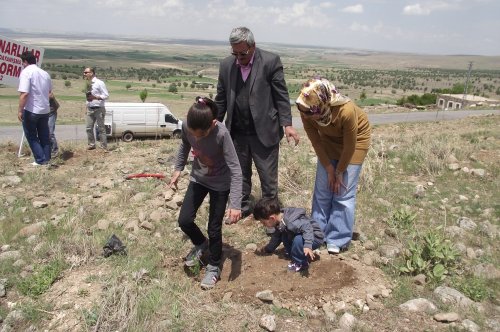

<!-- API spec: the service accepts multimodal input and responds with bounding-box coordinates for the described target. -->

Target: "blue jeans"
[48,112,58,155]
[311,161,363,249]
[283,233,323,266]
[22,110,51,164]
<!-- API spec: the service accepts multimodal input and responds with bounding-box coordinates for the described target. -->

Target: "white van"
[103,102,182,142]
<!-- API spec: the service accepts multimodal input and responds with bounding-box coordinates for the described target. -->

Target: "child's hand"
[168,170,181,190]
[255,246,270,256]
[304,248,315,260]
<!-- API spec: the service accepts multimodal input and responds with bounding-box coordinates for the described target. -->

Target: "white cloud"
[403,2,453,15]
[319,2,335,8]
[342,4,363,14]
[349,22,370,32]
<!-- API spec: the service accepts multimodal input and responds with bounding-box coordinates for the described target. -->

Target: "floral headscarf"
[296,78,350,126]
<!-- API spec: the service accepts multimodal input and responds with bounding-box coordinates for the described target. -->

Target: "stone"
[140,221,154,231]
[434,286,474,309]
[472,263,500,279]
[461,319,480,332]
[457,217,477,231]
[172,194,184,206]
[470,169,485,177]
[399,298,437,313]
[131,192,148,202]
[448,163,460,171]
[124,220,139,232]
[97,219,111,230]
[256,290,274,302]
[433,312,460,322]
[0,175,22,186]
[379,245,400,259]
[17,222,46,237]
[222,292,233,302]
[149,208,168,222]
[413,274,426,286]
[338,312,357,330]
[414,184,425,198]
[445,155,458,163]
[32,200,48,208]
[333,301,347,313]
[0,278,6,297]
[0,250,21,262]
[466,247,477,259]
[259,314,276,332]
[245,243,257,251]
[322,302,336,322]
[363,240,376,250]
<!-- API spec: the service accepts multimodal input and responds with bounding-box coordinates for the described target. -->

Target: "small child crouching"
[253,197,324,272]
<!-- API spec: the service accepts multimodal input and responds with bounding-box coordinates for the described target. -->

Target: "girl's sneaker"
[184,240,208,267]
[287,261,308,272]
[200,264,220,289]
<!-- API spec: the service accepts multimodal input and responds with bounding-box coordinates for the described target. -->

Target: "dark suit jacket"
[215,48,292,148]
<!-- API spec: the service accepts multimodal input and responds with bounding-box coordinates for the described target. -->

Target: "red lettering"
[0,63,22,77]
[12,43,18,57]
[4,42,11,55]
[0,39,6,53]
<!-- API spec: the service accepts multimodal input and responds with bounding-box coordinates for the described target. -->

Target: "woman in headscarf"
[296,78,371,254]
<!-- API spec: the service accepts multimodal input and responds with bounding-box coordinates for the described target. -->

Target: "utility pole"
[462,61,473,102]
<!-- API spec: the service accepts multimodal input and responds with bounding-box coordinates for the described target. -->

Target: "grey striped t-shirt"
[174,121,242,209]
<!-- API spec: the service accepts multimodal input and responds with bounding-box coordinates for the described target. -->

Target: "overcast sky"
[1,0,499,56]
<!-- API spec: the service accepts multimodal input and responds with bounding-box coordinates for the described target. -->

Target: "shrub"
[399,228,459,282]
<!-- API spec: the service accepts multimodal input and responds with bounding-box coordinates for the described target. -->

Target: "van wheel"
[172,130,182,139]
[122,132,134,142]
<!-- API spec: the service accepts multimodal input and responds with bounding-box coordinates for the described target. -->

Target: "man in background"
[215,27,299,219]
[84,67,109,150]
[18,51,52,166]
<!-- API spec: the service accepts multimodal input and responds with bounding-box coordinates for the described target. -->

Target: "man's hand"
[225,208,242,224]
[285,126,299,146]
[18,92,28,121]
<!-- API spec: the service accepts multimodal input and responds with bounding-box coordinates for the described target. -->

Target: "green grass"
[356,97,397,107]
[17,260,66,297]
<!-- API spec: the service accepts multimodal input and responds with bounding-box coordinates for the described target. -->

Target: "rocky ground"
[0,115,499,331]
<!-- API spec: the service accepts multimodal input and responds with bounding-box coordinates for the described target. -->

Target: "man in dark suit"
[215,27,300,218]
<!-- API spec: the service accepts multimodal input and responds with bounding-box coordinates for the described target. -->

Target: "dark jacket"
[215,48,292,148]
[264,207,324,252]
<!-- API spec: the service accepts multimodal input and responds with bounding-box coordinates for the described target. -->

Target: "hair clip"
[196,96,206,105]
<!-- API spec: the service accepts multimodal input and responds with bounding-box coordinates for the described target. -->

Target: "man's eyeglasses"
[83,71,91,74]
[231,48,251,57]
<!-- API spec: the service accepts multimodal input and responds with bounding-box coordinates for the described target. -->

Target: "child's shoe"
[184,240,208,267]
[200,264,220,289]
[287,261,308,272]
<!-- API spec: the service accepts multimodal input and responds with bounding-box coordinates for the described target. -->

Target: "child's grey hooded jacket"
[264,207,324,253]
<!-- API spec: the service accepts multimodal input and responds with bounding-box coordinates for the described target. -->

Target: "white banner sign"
[0,35,45,87]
